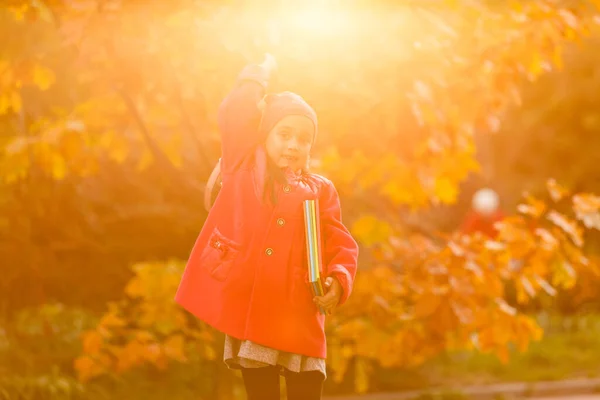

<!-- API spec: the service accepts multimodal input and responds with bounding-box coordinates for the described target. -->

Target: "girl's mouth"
[283,155,297,162]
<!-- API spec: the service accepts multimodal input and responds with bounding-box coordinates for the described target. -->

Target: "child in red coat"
[461,188,504,238]
[175,54,359,400]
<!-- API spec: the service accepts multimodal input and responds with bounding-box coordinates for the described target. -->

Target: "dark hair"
[263,156,288,205]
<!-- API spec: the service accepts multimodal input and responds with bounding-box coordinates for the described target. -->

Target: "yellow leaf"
[559,9,578,27]
[535,228,559,251]
[517,194,546,218]
[533,274,557,297]
[573,194,600,230]
[528,52,546,79]
[434,176,458,204]
[528,319,544,342]
[484,240,506,251]
[551,261,577,290]
[517,276,535,304]
[546,210,583,247]
[350,215,392,247]
[380,181,410,205]
[546,178,569,202]
[8,5,29,22]
[495,297,517,316]
[32,64,56,91]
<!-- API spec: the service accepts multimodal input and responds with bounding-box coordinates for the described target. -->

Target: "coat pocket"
[198,228,241,281]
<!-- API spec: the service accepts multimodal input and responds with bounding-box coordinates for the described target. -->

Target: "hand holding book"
[313,276,342,315]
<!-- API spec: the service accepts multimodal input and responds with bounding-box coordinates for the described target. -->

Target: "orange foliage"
[340,181,600,390]
[74,260,217,382]
[1,0,600,395]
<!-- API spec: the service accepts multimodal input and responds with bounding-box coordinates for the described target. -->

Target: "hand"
[313,276,342,315]
[260,53,278,74]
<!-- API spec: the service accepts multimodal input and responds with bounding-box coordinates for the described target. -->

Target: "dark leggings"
[241,366,324,400]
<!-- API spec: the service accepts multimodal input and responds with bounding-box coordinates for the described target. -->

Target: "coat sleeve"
[217,64,273,172]
[319,179,359,305]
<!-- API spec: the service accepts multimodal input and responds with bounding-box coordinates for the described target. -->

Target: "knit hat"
[258,92,318,143]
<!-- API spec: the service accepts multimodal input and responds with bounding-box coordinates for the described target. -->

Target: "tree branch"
[112,85,175,172]
[173,83,214,172]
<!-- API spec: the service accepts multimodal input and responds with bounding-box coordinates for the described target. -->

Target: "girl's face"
[265,115,314,171]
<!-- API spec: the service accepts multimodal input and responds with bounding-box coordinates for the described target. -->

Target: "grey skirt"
[223,335,327,378]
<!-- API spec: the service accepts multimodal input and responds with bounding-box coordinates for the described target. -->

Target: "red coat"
[460,210,504,238]
[175,65,359,359]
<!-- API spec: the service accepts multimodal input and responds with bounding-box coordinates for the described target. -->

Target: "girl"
[175,54,359,400]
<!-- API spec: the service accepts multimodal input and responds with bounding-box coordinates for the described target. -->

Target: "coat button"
[277,218,285,226]
[283,185,291,193]
[265,248,273,256]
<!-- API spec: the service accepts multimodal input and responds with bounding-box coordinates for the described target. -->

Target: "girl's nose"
[287,137,299,149]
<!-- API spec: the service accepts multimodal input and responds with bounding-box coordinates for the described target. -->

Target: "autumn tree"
[1,0,600,397]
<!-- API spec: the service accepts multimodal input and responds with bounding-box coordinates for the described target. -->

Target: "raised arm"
[217,56,277,172]
[320,179,359,306]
